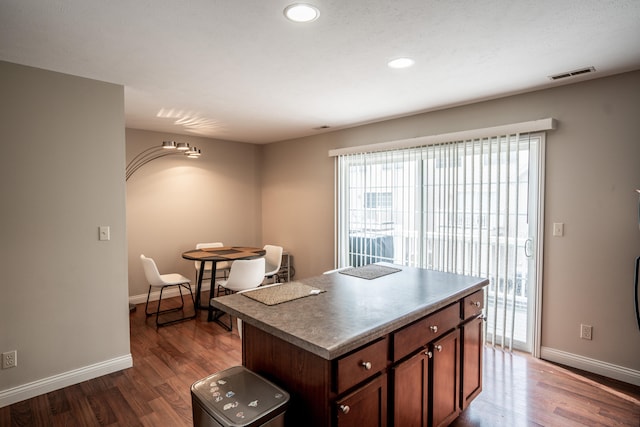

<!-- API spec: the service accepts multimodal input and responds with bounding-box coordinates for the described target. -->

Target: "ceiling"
[1,1,639,144]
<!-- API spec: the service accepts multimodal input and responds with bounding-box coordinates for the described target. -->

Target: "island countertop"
[210,263,488,360]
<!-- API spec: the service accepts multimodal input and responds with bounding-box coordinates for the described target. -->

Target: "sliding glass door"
[337,133,544,352]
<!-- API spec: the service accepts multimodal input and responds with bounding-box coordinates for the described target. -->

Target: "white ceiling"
[1,1,639,144]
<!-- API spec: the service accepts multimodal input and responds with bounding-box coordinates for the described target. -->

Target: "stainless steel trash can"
[191,366,289,427]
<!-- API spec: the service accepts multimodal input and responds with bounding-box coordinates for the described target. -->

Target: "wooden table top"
[182,246,266,261]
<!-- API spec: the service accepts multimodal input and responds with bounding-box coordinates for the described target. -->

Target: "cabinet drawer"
[336,337,388,394]
[462,289,484,320]
[393,303,460,362]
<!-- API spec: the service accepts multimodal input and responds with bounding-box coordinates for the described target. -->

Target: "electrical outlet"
[2,350,17,369]
[580,324,592,340]
[553,222,564,237]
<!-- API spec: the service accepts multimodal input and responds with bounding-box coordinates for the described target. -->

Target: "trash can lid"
[191,366,289,427]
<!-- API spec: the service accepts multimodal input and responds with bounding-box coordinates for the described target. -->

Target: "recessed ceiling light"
[387,57,415,69]
[284,3,320,23]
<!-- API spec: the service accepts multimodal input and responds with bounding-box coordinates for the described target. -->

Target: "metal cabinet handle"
[471,301,481,307]
[429,325,438,333]
[340,405,350,414]
[435,345,443,352]
[424,350,433,358]
[361,361,372,370]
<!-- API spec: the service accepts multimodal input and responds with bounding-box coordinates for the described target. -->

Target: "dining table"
[182,246,266,321]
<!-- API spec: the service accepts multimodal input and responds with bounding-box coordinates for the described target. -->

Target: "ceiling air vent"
[548,66,596,81]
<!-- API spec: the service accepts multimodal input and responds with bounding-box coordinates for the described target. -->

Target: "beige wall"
[126,129,262,298]
[0,61,130,405]
[261,71,640,381]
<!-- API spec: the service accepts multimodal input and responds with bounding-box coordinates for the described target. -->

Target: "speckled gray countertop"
[211,263,488,360]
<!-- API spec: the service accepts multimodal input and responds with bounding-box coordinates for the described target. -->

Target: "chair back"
[263,244,283,276]
[195,242,224,270]
[140,254,164,287]
[224,258,266,292]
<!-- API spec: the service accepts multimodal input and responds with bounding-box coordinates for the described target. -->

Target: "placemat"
[242,282,325,306]
[188,250,218,259]
[339,264,402,280]
[202,247,238,255]
[222,251,260,260]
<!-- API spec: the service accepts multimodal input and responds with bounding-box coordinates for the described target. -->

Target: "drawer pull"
[435,345,443,352]
[429,325,438,333]
[471,301,481,307]
[361,361,372,370]
[340,405,350,414]
[424,350,433,358]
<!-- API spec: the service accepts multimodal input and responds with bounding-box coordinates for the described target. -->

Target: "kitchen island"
[211,263,488,427]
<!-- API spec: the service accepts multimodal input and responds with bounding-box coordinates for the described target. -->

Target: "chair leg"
[211,285,233,331]
[177,285,185,310]
[155,286,166,326]
[215,311,233,331]
[145,286,153,316]
[185,283,196,305]
[152,284,197,327]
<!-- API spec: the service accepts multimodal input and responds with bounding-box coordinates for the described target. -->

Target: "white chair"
[215,257,266,331]
[194,242,232,284]
[140,254,196,327]
[263,244,283,284]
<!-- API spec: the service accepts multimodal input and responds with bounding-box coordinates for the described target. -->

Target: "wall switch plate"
[580,324,592,340]
[99,226,110,241]
[553,223,564,237]
[2,350,17,369]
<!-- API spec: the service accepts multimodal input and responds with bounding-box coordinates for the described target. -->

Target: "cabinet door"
[431,329,460,427]
[335,374,387,427]
[461,316,483,409]
[392,349,429,427]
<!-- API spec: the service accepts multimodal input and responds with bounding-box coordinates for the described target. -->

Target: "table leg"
[207,262,218,321]
[195,260,206,310]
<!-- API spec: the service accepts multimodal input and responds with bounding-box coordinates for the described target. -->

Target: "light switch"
[552,223,564,237]
[99,226,110,241]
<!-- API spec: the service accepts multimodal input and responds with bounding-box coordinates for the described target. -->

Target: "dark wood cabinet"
[461,315,483,409]
[335,374,387,427]
[431,330,460,427]
[460,288,484,411]
[392,328,460,427]
[392,347,429,427]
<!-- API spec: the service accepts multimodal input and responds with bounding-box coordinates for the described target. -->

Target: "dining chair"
[215,257,266,331]
[140,254,196,327]
[194,242,232,284]
[263,244,283,284]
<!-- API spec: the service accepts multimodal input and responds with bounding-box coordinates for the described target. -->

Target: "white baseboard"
[0,354,133,408]
[129,283,211,306]
[540,346,640,386]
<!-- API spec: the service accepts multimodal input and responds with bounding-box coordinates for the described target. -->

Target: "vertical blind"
[334,128,546,352]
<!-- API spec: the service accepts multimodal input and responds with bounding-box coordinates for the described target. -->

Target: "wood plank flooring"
[1,296,639,426]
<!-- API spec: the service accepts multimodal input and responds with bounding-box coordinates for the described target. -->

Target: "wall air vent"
[548,66,596,81]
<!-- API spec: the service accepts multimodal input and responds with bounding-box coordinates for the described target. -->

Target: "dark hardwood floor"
[1,296,639,426]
